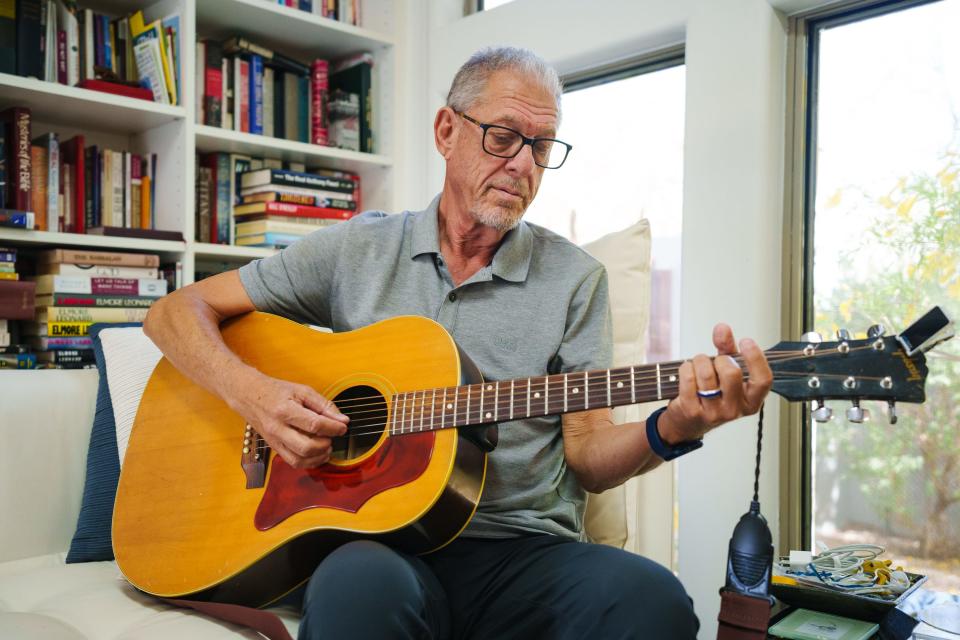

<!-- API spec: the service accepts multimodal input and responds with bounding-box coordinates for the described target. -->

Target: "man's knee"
[299,540,446,639]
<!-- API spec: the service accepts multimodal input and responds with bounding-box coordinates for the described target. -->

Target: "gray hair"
[446,46,563,121]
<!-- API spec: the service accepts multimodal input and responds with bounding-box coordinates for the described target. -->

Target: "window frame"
[781,0,947,554]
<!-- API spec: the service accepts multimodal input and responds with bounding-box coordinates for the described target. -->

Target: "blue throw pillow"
[66,322,143,563]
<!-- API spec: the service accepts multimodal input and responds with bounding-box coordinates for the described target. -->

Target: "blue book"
[0,209,35,228]
[215,154,230,243]
[0,249,16,262]
[299,0,313,10]
[249,54,264,135]
[239,232,305,248]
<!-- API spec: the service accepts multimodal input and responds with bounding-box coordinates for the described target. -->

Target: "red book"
[233,201,355,220]
[77,79,155,102]
[57,30,67,84]
[238,58,250,133]
[311,59,329,146]
[201,154,219,243]
[0,280,37,320]
[60,136,85,234]
[0,107,32,211]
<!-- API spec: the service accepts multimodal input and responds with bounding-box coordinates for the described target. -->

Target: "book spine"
[297,73,309,143]
[40,248,160,266]
[243,168,354,192]
[15,0,43,79]
[262,66,274,138]
[42,306,150,322]
[56,27,64,82]
[215,154,230,243]
[238,57,249,132]
[311,59,328,146]
[0,209,33,228]
[250,54,263,135]
[45,293,156,307]
[46,133,58,231]
[83,145,94,231]
[240,202,354,219]
[0,0,14,75]
[111,149,122,227]
[34,336,93,349]
[44,264,158,278]
[0,250,14,261]
[42,320,92,336]
[203,40,223,127]
[30,143,47,230]
[7,108,31,210]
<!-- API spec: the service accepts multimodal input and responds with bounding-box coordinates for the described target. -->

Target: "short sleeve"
[238,216,356,328]
[551,265,614,374]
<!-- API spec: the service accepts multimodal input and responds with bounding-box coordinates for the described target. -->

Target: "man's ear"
[434,107,457,160]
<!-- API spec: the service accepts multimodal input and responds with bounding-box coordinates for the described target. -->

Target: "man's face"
[448,70,559,232]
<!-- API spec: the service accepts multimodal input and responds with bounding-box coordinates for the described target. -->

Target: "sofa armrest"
[0,370,98,563]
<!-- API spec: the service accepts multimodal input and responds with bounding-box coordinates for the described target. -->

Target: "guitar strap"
[716,590,772,639]
[166,599,294,640]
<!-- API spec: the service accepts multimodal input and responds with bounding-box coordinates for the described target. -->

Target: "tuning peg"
[836,328,852,341]
[801,331,822,343]
[887,401,898,425]
[867,324,886,339]
[846,399,869,423]
[812,400,833,423]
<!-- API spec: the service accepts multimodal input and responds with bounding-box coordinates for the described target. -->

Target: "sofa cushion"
[66,325,161,563]
[0,554,299,639]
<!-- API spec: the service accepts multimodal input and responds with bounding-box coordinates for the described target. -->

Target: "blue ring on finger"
[696,388,723,399]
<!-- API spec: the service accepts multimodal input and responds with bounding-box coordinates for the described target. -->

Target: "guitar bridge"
[241,424,269,489]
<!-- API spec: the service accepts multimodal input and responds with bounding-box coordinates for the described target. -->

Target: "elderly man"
[145,47,771,639]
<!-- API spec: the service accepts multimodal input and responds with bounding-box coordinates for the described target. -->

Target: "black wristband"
[646,406,704,461]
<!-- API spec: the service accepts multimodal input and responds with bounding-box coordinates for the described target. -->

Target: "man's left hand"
[656,323,772,446]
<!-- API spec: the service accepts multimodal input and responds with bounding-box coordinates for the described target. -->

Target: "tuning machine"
[887,401,898,425]
[811,400,833,423]
[867,324,886,338]
[846,399,870,424]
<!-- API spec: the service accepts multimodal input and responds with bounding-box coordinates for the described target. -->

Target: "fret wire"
[563,373,568,413]
[480,383,485,424]
[430,388,436,431]
[527,377,531,417]
[401,393,408,434]
[544,376,549,416]
[656,363,662,400]
[510,380,514,421]
[417,390,424,432]
[442,388,447,430]
[494,382,499,422]
[391,395,398,435]
[606,369,611,407]
[631,366,637,404]
[410,390,417,433]
[466,385,471,427]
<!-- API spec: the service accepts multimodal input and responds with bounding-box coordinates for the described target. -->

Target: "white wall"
[422,0,803,636]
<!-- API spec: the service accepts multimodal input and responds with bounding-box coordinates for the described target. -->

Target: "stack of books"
[273,0,361,26]
[196,36,373,153]
[0,246,38,368]
[0,4,181,104]
[234,168,358,247]
[23,248,166,368]
[1,106,168,237]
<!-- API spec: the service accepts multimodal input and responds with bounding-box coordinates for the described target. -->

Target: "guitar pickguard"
[254,432,437,530]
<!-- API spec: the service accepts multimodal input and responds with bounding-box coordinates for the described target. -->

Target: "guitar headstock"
[768,306,954,424]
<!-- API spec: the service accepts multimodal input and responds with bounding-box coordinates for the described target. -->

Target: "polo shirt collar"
[410,194,533,283]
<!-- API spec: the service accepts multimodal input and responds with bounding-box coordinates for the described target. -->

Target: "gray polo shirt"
[238,195,613,540]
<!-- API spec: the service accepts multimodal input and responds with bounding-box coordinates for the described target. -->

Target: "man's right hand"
[228,371,350,469]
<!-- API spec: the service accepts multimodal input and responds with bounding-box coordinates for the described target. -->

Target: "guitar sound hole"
[330,385,386,461]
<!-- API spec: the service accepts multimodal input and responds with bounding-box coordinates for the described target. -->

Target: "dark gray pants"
[296,535,699,639]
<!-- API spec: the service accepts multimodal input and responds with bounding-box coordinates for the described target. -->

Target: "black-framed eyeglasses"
[457,111,572,169]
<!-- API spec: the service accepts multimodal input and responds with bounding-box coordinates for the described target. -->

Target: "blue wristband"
[646,406,704,461]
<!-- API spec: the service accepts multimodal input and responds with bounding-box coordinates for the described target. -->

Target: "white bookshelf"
[0,0,399,285]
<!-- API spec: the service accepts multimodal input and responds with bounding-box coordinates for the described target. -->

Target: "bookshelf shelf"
[0,73,186,133]
[196,0,393,62]
[191,242,277,260]
[195,125,393,171]
[0,228,186,254]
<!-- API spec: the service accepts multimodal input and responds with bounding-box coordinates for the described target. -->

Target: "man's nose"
[504,142,537,177]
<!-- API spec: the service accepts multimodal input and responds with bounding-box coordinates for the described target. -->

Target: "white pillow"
[99,326,163,465]
[580,219,653,549]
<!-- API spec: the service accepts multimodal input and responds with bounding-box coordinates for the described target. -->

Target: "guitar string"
[308,371,902,438]
[320,343,893,415]
[324,349,812,411]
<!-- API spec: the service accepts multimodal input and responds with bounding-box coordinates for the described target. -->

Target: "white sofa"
[0,219,665,639]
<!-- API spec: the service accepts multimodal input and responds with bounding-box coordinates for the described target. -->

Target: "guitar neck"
[387,358,723,435]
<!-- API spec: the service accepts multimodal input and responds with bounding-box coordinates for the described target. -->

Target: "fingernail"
[727,355,739,368]
[335,411,348,421]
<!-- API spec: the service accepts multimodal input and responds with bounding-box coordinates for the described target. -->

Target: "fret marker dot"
[669,375,677,382]
[486,384,493,391]
[485,412,492,419]
[534,392,541,399]
[617,381,624,388]
[447,403,453,410]
[573,388,579,393]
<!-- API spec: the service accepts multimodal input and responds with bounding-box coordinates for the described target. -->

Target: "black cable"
[753,403,764,505]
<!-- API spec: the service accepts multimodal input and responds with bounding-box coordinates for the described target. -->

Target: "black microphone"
[724,499,774,601]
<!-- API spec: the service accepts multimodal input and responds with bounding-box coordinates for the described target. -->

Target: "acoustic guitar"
[112,307,952,607]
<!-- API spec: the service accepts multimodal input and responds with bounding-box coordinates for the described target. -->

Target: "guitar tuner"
[887,401,898,424]
[811,400,833,423]
[846,399,868,423]
[867,324,886,339]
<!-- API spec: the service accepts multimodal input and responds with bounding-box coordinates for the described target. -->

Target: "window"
[804,0,960,592]
[525,60,686,362]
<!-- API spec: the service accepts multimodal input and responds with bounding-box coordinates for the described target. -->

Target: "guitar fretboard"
[388,362,689,434]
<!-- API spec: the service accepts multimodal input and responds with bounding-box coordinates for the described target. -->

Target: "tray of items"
[771,543,927,622]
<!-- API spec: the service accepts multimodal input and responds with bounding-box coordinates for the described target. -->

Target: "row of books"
[0,3,181,105]
[272,0,361,27]
[0,106,162,234]
[0,247,170,368]
[197,38,373,153]
[196,163,359,247]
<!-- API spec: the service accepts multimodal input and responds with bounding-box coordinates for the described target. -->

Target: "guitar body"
[113,312,487,607]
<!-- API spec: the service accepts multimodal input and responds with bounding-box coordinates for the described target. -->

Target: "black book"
[330,58,373,153]
[0,0,14,74]
[88,226,185,241]
[15,0,42,79]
